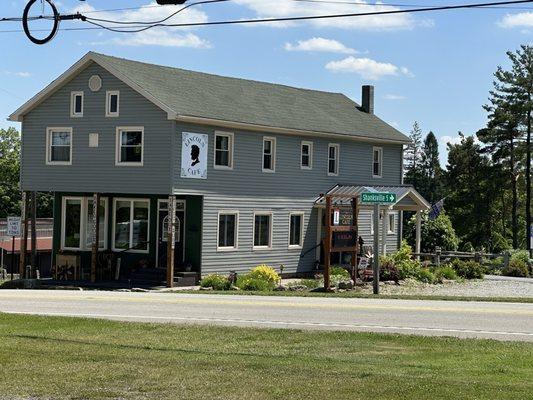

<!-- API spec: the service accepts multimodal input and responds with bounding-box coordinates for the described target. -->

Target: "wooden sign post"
[323,194,359,290]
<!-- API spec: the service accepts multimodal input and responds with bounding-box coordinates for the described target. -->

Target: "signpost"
[360,192,397,295]
[7,217,21,281]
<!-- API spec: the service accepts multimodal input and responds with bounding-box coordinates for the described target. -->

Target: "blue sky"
[1,0,532,166]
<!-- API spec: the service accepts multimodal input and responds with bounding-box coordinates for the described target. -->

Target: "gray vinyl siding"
[172,122,403,198]
[358,210,400,253]
[20,62,173,194]
[201,196,318,275]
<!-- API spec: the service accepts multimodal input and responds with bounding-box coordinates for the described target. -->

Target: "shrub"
[200,274,231,290]
[379,256,400,283]
[485,257,503,275]
[330,266,350,278]
[397,259,423,280]
[451,259,484,280]
[248,265,280,284]
[510,250,530,266]
[393,241,413,264]
[404,212,459,253]
[502,259,530,278]
[236,274,275,291]
[296,279,320,289]
[434,265,458,282]
[417,268,436,284]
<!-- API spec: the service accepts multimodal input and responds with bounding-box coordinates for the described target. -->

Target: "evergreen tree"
[419,131,443,204]
[404,121,423,188]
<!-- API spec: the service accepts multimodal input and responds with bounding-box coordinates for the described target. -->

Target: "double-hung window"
[106,90,120,117]
[217,212,238,250]
[388,213,396,234]
[289,212,304,248]
[70,91,83,117]
[46,127,72,165]
[113,199,150,252]
[116,127,143,166]
[328,143,339,176]
[301,141,313,169]
[61,197,108,251]
[262,137,276,172]
[254,212,272,249]
[373,147,383,178]
[214,131,234,169]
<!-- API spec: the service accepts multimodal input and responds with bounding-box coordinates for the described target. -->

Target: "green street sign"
[361,192,397,205]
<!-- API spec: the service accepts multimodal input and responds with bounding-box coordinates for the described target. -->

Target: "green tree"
[404,121,423,188]
[404,212,459,253]
[419,131,444,204]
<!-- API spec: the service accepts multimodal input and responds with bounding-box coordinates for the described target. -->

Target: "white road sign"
[7,216,21,237]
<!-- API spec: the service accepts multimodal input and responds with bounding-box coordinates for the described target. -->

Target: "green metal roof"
[92,52,409,143]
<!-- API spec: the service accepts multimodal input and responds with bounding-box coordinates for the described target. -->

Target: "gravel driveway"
[358,275,533,298]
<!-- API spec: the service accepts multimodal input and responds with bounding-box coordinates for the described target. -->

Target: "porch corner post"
[19,191,28,278]
[324,195,332,290]
[415,210,422,261]
[90,193,100,283]
[30,191,37,278]
[381,207,388,255]
[166,195,176,288]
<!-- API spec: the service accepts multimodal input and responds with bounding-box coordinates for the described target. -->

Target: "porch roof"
[315,184,430,211]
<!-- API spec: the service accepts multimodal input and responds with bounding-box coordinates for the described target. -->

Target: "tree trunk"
[510,135,518,249]
[526,105,532,251]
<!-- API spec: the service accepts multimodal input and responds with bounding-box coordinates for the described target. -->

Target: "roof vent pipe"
[361,85,374,114]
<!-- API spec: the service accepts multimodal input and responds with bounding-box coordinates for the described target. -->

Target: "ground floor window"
[113,199,150,252]
[61,197,108,251]
[254,213,272,249]
[218,212,238,250]
[289,212,304,248]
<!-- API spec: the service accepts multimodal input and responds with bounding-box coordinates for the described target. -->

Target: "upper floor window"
[373,147,383,178]
[70,91,83,117]
[46,127,72,165]
[328,143,339,176]
[116,127,143,166]
[106,90,120,117]
[214,131,234,169]
[218,211,238,250]
[301,141,313,169]
[262,137,276,172]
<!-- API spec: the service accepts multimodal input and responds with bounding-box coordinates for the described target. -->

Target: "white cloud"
[233,0,431,31]
[284,37,356,54]
[3,71,31,78]
[325,56,413,80]
[383,94,406,100]
[498,12,533,28]
[72,2,210,48]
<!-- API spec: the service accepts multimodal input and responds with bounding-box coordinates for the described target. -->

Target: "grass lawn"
[0,314,532,399]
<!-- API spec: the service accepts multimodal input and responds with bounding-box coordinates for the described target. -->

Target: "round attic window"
[88,75,102,92]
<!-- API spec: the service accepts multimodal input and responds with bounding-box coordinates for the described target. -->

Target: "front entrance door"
[157,199,185,269]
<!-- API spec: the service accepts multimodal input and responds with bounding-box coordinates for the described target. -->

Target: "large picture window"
[262,137,276,172]
[218,212,238,250]
[289,212,304,248]
[61,197,108,251]
[113,199,150,252]
[254,212,272,249]
[214,131,233,169]
[116,127,144,166]
[328,143,339,176]
[46,127,72,165]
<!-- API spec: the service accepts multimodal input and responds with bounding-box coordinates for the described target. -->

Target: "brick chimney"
[361,85,374,114]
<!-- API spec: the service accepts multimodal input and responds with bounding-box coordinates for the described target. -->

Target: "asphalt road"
[0,290,532,342]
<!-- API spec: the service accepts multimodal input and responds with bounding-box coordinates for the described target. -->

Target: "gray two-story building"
[9,52,428,286]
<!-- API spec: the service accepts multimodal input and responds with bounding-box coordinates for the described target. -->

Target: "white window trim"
[70,91,84,118]
[253,211,273,250]
[370,210,384,235]
[327,143,340,176]
[288,212,305,249]
[388,212,396,234]
[216,210,239,251]
[106,90,120,117]
[111,198,150,254]
[373,146,383,178]
[46,127,73,166]
[60,196,108,251]
[213,131,234,170]
[115,126,144,166]
[262,136,276,173]
[300,141,313,170]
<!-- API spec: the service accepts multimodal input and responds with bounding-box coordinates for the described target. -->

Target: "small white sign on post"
[7,216,21,237]
[333,209,340,226]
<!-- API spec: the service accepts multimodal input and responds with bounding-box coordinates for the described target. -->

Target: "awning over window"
[315,185,430,211]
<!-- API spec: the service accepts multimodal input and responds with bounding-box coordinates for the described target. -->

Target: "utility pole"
[373,204,380,295]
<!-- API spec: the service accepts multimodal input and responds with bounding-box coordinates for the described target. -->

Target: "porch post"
[30,191,37,278]
[415,210,422,260]
[19,191,28,278]
[324,195,332,290]
[381,207,388,255]
[90,193,100,283]
[166,195,176,288]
